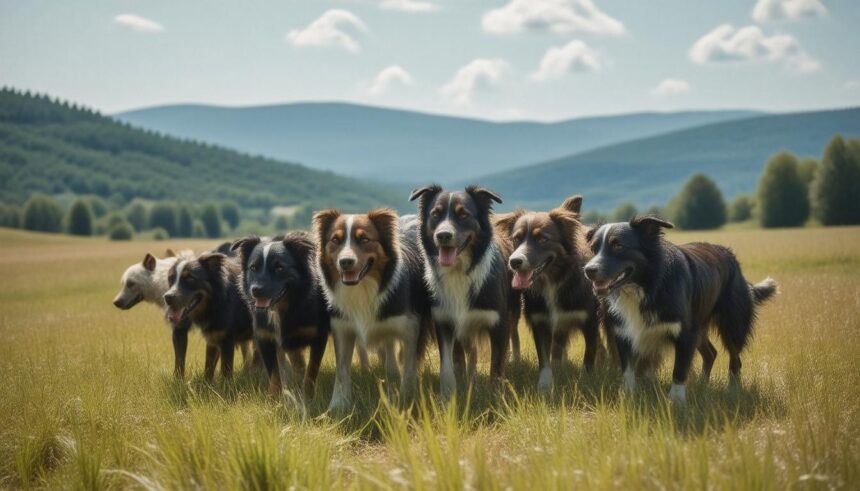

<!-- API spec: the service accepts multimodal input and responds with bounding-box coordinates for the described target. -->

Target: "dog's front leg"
[219,340,235,379]
[670,328,697,406]
[328,323,356,413]
[437,323,457,402]
[172,320,190,379]
[204,344,220,381]
[399,323,420,401]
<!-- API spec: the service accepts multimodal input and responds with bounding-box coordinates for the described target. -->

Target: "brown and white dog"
[495,195,602,392]
[313,209,432,412]
[410,185,520,400]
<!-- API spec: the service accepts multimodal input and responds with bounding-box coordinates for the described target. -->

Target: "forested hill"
[0,89,401,211]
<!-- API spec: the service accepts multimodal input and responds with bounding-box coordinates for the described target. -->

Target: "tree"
[0,205,20,228]
[220,201,241,230]
[23,193,63,232]
[193,220,206,238]
[758,152,810,228]
[610,202,638,222]
[811,136,860,225]
[67,199,93,236]
[798,158,818,187]
[274,215,290,231]
[84,196,110,218]
[200,204,222,238]
[125,201,148,232]
[728,194,754,223]
[109,221,134,241]
[669,174,726,230]
[149,202,178,237]
[177,205,194,238]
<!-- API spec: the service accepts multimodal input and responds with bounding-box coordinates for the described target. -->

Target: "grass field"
[1,226,858,490]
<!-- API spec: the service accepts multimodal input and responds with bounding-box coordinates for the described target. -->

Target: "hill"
[115,102,760,183]
[0,89,401,211]
[472,108,860,212]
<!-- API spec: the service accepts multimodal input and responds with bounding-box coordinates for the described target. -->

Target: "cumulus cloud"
[380,0,439,12]
[652,78,692,96]
[113,14,163,33]
[530,39,602,81]
[482,0,625,36]
[368,65,414,95]
[286,9,368,52]
[440,58,509,105]
[689,24,820,73]
[752,0,827,22]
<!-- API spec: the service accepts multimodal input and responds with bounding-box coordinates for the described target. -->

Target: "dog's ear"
[585,225,599,243]
[368,208,399,257]
[165,248,176,258]
[409,184,442,219]
[630,215,674,237]
[559,195,583,215]
[197,252,225,275]
[493,210,523,237]
[549,208,581,252]
[312,209,341,246]
[142,253,157,272]
[230,236,261,265]
[466,185,503,211]
[283,231,315,263]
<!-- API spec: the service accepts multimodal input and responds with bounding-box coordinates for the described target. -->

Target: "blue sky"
[1,0,858,121]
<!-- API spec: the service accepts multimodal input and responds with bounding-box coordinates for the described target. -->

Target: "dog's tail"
[750,277,778,305]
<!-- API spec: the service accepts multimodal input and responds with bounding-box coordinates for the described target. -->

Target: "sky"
[1,0,859,121]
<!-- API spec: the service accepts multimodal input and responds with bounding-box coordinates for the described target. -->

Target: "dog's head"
[113,252,161,309]
[583,215,673,297]
[232,232,315,311]
[163,253,224,324]
[313,208,398,287]
[497,195,585,290]
[410,184,502,270]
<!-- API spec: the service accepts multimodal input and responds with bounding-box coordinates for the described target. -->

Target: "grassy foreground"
[0,226,858,490]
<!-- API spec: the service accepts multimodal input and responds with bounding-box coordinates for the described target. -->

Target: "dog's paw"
[537,367,553,393]
[669,384,687,406]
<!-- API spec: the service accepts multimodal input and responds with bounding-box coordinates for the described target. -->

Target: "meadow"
[0,226,858,490]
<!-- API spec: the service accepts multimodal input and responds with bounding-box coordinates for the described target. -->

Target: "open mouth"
[511,257,553,290]
[437,236,471,267]
[166,293,202,324]
[340,259,373,286]
[591,268,632,297]
[254,287,287,311]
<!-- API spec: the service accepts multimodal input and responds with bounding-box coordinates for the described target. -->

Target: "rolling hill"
[472,107,860,212]
[0,89,401,211]
[115,102,760,183]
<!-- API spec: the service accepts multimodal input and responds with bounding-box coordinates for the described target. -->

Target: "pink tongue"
[512,270,533,290]
[167,308,183,324]
[438,247,457,267]
[255,298,271,308]
[341,271,360,283]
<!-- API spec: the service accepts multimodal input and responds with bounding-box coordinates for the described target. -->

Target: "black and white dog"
[410,185,519,400]
[495,195,601,392]
[232,232,330,397]
[584,215,777,404]
[313,209,432,412]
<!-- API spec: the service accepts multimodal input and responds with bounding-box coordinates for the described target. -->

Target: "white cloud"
[752,0,827,22]
[368,65,414,95]
[380,0,439,12]
[530,40,602,81]
[440,58,509,105]
[652,78,691,96]
[482,0,625,36]
[689,24,820,73]
[113,14,163,33]
[286,9,368,53]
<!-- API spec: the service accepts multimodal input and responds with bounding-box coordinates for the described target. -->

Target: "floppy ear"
[230,236,261,265]
[282,231,316,263]
[585,225,599,243]
[466,185,503,210]
[312,209,341,246]
[409,184,442,219]
[165,248,176,258]
[368,208,400,257]
[493,210,523,237]
[560,195,583,215]
[197,252,225,275]
[630,215,674,237]
[142,253,157,272]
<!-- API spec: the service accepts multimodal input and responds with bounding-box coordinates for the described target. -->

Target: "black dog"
[584,215,777,404]
[410,185,520,400]
[495,195,602,392]
[232,232,330,397]
[163,252,254,380]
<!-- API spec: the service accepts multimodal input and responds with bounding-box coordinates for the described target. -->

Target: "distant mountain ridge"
[116,102,762,183]
[471,107,860,212]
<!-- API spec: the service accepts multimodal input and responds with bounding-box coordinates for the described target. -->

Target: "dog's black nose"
[113,299,124,309]
[583,264,599,280]
[250,285,263,298]
[163,293,176,307]
[510,257,523,269]
[339,257,356,270]
[435,231,453,244]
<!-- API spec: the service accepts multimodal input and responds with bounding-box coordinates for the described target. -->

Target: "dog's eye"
[430,210,441,219]
[249,264,258,272]
[274,264,285,273]
[358,237,370,244]
[330,236,342,245]
[457,210,469,219]
[611,241,624,251]
[537,236,548,244]
[126,280,135,288]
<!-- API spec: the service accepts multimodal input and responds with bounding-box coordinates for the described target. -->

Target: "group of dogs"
[113,185,778,411]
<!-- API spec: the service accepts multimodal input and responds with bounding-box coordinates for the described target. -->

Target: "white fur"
[608,285,681,359]
[622,366,636,392]
[115,251,194,310]
[262,242,274,270]
[537,366,553,393]
[669,383,687,405]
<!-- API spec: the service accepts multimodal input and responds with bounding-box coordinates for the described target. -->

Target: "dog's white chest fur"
[529,281,588,333]
[328,278,411,346]
[428,248,500,340]
[609,285,681,357]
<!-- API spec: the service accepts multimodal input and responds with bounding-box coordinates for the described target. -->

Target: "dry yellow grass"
[0,226,858,489]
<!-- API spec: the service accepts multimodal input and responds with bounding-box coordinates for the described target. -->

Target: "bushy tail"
[750,277,778,305]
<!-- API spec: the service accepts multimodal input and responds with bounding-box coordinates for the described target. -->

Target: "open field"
[1,226,859,489]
